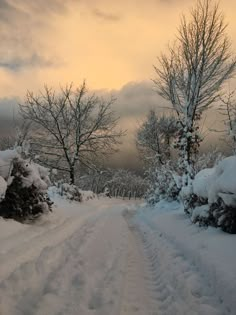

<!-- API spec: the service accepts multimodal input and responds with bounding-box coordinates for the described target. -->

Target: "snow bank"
[193,155,236,206]
[208,156,236,205]
[193,168,214,199]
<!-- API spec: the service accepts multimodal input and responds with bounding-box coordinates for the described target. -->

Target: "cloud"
[92,8,121,22]
[0,0,70,18]
[104,81,170,118]
[0,53,57,71]
[0,0,73,72]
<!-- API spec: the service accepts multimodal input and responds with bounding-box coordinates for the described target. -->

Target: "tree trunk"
[70,167,75,185]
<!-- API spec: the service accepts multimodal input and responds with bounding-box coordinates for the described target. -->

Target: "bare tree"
[20,81,123,185]
[153,0,236,186]
[219,91,236,153]
[0,120,32,151]
[136,110,178,165]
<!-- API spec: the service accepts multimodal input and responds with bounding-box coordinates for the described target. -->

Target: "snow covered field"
[0,197,235,315]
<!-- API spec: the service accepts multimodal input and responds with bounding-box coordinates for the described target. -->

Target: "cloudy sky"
[0,0,236,169]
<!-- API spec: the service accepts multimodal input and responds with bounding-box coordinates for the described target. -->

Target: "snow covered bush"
[184,168,214,214]
[80,190,96,201]
[208,199,236,233]
[207,156,236,233]
[54,182,82,202]
[190,156,236,233]
[0,156,52,222]
[191,205,212,227]
[146,163,181,205]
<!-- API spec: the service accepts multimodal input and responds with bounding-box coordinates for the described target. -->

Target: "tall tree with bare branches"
[153,0,236,189]
[218,91,236,153]
[136,110,178,165]
[20,81,123,185]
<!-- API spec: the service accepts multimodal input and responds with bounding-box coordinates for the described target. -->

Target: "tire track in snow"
[120,211,158,315]
[126,212,232,315]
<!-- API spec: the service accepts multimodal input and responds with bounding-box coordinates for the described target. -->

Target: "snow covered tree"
[145,161,181,205]
[20,81,123,185]
[0,152,52,222]
[194,149,223,173]
[153,0,236,201]
[105,169,147,199]
[136,110,178,165]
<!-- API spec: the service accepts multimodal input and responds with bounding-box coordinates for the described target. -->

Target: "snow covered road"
[0,198,234,315]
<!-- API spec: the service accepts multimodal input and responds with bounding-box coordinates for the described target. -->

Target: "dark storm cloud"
[0,53,55,71]
[110,81,170,118]
[92,8,121,22]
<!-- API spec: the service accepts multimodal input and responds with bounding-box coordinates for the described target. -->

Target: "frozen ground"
[0,197,235,315]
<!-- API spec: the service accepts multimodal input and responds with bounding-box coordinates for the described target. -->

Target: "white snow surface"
[0,176,7,200]
[193,168,215,199]
[20,160,50,191]
[192,155,236,206]
[208,156,236,205]
[0,149,50,194]
[0,197,235,315]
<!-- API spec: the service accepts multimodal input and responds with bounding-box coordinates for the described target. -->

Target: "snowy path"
[0,198,233,315]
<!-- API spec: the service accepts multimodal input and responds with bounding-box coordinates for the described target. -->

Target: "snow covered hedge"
[191,156,236,233]
[49,182,96,202]
[0,149,52,222]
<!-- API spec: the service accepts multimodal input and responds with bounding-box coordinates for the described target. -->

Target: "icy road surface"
[0,198,234,315]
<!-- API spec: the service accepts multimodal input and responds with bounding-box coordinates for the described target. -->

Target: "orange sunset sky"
[0,0,236,169]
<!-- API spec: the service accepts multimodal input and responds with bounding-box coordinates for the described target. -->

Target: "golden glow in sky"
[0,0,235,98]
[0,0,235,169]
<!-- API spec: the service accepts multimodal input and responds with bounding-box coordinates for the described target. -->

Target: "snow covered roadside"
[133,200,236,314]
